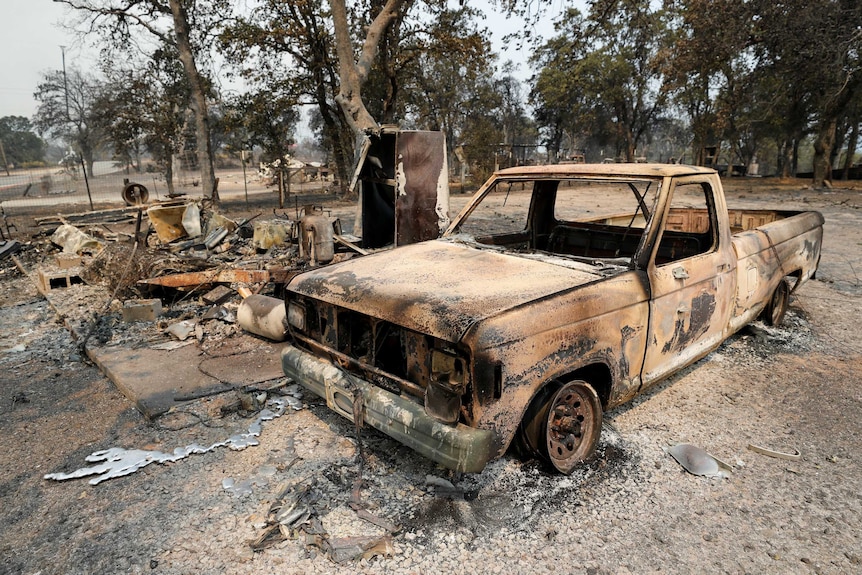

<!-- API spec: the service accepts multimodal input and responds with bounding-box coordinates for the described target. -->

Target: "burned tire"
[517,380,603,474]
[122,182,149,206]
[762,279,789,326]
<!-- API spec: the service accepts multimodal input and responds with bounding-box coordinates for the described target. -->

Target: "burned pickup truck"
[281,164,823,474]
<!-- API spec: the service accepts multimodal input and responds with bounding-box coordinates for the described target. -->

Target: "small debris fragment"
[747,444,802,461]
[122,299,162,323]
[202,285,234,306]
[55,253,82,269]
[165,319,197,341]
[201,305,235,323]
[667,444,731,478]
[149,340,195,351]
[328,535,394,563]
[50,224,103,254]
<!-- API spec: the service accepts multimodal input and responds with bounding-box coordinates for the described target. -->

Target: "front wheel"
[517,380,603,474]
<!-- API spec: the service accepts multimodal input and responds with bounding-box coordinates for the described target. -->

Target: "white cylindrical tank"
[237,295,287,342]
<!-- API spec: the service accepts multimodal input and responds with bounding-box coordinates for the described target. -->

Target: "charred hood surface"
[287,240,603,342]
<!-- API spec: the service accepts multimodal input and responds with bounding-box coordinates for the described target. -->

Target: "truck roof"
[494,163,717,178]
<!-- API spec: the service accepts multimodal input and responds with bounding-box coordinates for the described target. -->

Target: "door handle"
[672,266,689,279]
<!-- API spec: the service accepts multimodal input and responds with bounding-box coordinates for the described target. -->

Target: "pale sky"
[0,0,101,119]
[0,1,574,121]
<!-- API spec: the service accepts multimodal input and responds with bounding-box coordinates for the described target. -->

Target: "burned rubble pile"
[7,199,366,412]
[3,198,432,564]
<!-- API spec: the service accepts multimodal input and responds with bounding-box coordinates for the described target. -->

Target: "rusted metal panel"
[139,268,296,288]
[395,131,450,245]
[354,127,450,249]
[460,270,651,456]
[288,240,604,343]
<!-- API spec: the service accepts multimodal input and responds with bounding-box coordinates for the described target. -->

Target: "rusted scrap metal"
[138,268,295,288]
[34,205,141,227]
[147,202,190,243]
[333,234,369,255]
[353,127,450,249]
[249,478,397,563]
[202,285,234,305]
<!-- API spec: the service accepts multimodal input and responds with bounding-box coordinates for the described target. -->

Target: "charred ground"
[1,178,861,574]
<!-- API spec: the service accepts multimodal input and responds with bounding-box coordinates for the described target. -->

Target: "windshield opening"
[449,177,661,263]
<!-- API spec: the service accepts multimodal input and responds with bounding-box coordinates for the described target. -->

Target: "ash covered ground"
[1,179,861,574]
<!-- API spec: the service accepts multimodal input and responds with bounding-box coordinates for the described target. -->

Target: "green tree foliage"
[0,116,46,167]
[220,0,500,192]
[219,0,355,191]
[753,0,862,184]
[33,68,106,177]
[224,88,300,206]
[396,6,499,168]
[531,1,670,163]
[94,45,193,194]
[663,0,861,182]
[56,0,231,199]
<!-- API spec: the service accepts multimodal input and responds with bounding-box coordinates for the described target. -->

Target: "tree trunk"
[842,121,858,180]
[792,137,800,176]
[78,137,95,179]
[169,0,217,202]
[329,0,405,135]
[778,138,793,178]
[812,117,836,187]
[165,156,175,196]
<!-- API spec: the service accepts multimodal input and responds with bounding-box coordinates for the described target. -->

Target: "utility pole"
[60,45,70,120]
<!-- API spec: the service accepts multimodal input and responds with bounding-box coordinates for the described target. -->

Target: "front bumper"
[281,344,493,473]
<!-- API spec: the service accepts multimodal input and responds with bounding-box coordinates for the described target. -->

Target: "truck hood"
[288,239,604,342]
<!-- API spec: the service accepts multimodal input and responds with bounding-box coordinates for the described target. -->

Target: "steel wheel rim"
[545,382,599,471]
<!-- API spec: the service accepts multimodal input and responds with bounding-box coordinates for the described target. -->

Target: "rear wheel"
[517,380,603,474]
[762,279,789,326]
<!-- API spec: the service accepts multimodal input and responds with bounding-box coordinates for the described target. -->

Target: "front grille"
[294,298,431,400]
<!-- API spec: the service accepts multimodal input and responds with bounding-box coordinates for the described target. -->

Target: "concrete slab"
[18,255,288,420]
[83,334,288,419]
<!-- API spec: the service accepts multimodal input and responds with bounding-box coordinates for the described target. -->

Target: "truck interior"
[452,177,716,266]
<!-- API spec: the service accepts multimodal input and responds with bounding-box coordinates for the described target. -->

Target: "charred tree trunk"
[329,0,405,135]
[169,0,217,202]
[842,121,859,180]
[78,136,95,179]
[812,117,836,187]
[165,156,175,196]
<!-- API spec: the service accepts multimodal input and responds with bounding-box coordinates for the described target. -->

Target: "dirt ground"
[1,177,861,575]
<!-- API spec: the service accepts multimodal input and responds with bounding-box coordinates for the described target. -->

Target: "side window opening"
[656,182,717,265]
[456,180,533,245]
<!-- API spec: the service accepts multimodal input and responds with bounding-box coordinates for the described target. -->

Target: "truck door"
[641,178,736,386]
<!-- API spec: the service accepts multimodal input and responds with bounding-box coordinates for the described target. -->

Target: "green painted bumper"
[281,345,493,473]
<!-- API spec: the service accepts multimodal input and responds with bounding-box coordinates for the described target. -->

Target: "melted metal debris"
[45,398,297,485]
[667,443,732,478]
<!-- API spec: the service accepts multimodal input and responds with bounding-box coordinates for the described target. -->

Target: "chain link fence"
[0,159,338,238]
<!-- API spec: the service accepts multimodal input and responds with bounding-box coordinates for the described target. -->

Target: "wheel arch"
[510,362,610,470]
[554,362,613,410]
